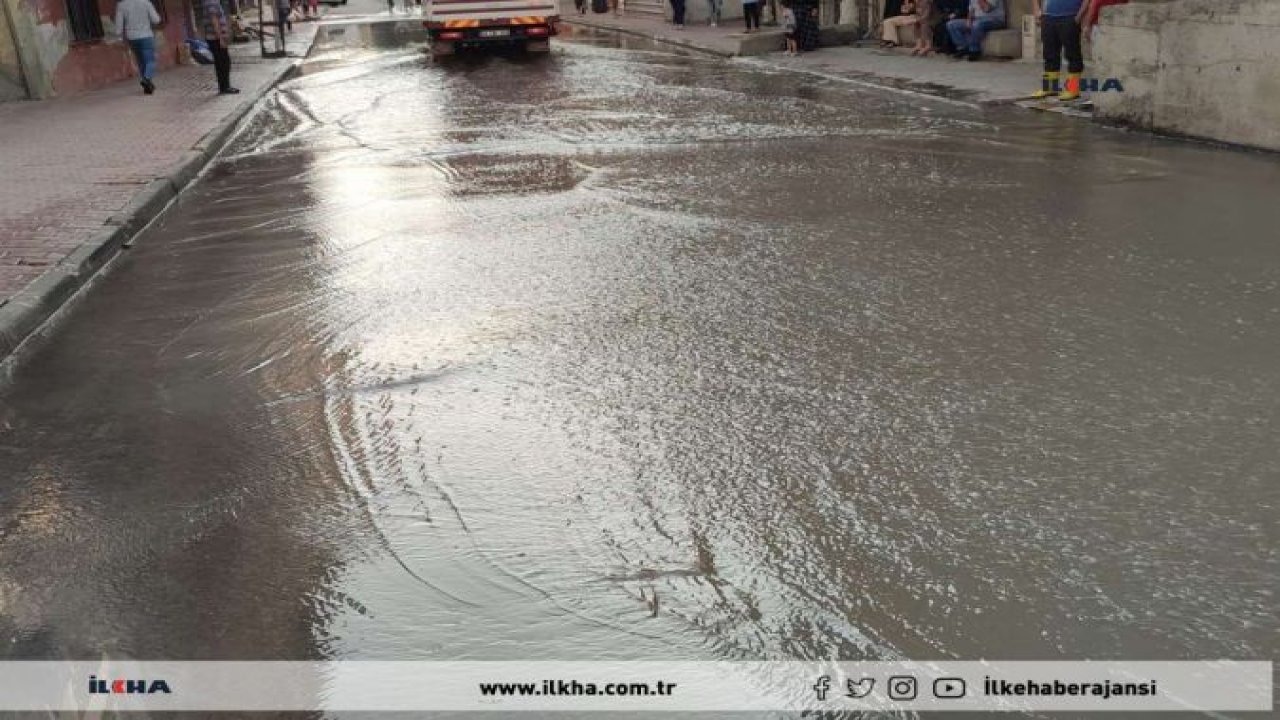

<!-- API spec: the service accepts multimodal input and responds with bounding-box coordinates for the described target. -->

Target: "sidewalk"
[0,24,318,361]
[762,46,1041,105]
[564,7,1039,105]
[561,6,743,57]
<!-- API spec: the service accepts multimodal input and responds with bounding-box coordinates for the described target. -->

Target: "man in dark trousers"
[1030,0,1087,100]
[946,0,1004,61]
[932,0,966,54]
[200,0,239,94]
[792,0,817,50]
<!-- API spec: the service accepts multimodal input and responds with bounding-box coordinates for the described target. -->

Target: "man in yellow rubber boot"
[1030,0,1089,100]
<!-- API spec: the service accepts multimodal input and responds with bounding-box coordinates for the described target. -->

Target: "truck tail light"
[525,25,549,36]
[438,30,463,40]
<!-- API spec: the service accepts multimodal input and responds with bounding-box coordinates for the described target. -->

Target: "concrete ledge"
[981,28,1020,59]
[817,23,860,48]
[883,22,1019,58]
[737,30,785,56]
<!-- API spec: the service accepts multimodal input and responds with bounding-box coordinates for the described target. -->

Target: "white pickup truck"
[422,0,559,56]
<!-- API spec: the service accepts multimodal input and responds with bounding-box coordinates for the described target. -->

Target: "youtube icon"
[933,678,967,699]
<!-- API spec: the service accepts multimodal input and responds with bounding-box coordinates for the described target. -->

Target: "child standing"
[781,0,797,55]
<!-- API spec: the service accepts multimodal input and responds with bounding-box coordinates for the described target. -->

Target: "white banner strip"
[0,661,1269,712]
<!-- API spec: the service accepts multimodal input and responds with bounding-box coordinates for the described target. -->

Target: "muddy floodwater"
[1,23,1278,718]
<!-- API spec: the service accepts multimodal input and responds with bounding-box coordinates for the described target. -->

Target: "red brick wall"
[46,0,190,95]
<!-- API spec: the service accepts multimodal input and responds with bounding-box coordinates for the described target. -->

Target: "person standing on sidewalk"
[199,0,239,94]
[276,0,293,33]
[781,0,796,53]
[670,0,686,29]
[1030,0,1087,100]
[706,0,721,26]
[793,0,818,51]
[114,0,161,94]
[742,0,761,32]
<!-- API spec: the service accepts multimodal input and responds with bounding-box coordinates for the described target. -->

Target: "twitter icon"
[846,677,875,699]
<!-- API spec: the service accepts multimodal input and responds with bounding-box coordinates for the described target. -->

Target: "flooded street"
[1,22,1278,714]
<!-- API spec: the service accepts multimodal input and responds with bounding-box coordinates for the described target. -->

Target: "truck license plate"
[479,29,510,37]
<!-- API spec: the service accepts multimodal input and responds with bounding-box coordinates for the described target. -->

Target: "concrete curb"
[0,45,311,365]
[106,178,178,236]
[566,17,859,58]
[564,18,734,58]
[568,20,1042,108]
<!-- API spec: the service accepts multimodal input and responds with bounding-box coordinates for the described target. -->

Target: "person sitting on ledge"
[932,0,966,55]
[946,0,1005,61]
[880,0,917,49]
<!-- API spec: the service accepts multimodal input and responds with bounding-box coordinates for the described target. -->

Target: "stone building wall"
[1092,0,1280,151]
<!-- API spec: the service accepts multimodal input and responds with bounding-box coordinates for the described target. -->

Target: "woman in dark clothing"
[742,0,762,31]
[792,0,818,50]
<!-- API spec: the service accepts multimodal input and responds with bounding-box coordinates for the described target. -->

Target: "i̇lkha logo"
[1044,76,1125,94]
[89,675,172,695]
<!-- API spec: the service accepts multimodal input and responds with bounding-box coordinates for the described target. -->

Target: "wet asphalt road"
[1,24,1278,717]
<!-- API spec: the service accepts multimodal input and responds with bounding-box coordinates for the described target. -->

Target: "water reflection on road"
[0,23,1277,717]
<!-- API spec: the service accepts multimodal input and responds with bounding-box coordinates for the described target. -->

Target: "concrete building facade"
[1092,0,1280,151]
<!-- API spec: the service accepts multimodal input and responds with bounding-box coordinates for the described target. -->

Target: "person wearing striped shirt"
[197,0,239,94]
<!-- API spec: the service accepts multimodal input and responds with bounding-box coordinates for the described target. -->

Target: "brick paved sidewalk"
[0,24,318,310]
